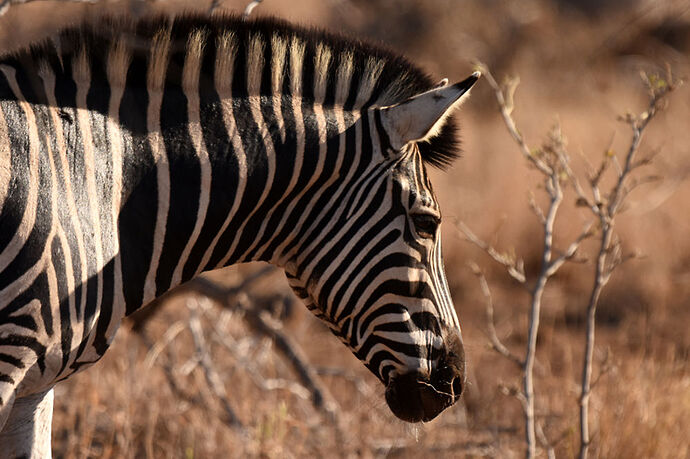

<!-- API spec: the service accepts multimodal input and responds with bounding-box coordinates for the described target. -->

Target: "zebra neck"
[116,83,367,311]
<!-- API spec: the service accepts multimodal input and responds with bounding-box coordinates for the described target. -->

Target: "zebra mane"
[18,13,460,168]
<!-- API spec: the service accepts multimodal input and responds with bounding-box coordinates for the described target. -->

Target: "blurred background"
[1,0,689,457]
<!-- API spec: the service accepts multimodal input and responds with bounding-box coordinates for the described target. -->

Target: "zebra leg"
[0,389,53,459]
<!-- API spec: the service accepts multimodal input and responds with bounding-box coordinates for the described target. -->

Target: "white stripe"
[171,34,212,287]
[73,51,104,337]
[37,63,89,336]
[272,38,327,264]
[435,237,460,331]
[257,38,310,263]
[217,37,276,266]
[142,31,172,304]
[271,34,287,142]
[0,102,11,216]
[104,40,130,340]
[241,38,310,261]
[319,215,399,312]
[41,132,67,381]
[363,344,429,376]
[288,61,362,269]
[0,66,40,274]
[196,33,247,275]
[297,156,389,291]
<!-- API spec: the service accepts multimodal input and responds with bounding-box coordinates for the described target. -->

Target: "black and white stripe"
[0,13,477,452]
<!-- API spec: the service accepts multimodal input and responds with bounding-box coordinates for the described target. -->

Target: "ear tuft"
[379,72,480,150]
[418,116,460,169]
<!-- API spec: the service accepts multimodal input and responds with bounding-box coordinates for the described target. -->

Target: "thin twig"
[188,301,246,431]
[187,277,343,429]
[536,421,556,459]
[207,0,223,15]
[476,63,601,459]
[458,221,527,285]
[522,172,562,459]
[469,263,523,368]
[242,0,263,19]
[475,62,553,176]
[578,71,679,459]
[143,321,187,369]
[528,193,547,225]
[544,223,593,278]
[203,308,313,401]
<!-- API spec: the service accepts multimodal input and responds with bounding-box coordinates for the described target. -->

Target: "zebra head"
[284,72,480,423]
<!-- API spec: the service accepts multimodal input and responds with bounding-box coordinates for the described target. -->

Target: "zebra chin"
[384,332,465,423]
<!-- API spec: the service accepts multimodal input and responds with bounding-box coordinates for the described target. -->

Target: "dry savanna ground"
[1,0,689,457]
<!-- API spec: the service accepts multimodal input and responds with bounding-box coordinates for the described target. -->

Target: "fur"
[5,13,460,169]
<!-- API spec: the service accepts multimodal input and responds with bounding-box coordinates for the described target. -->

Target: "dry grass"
[2,0,689,457]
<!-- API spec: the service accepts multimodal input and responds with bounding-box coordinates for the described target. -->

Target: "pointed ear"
[379,72,480,150]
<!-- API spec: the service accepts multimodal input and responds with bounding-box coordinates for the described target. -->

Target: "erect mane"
[9,13,460,168]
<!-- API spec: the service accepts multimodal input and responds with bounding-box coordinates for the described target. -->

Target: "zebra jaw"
[379,71,480,150]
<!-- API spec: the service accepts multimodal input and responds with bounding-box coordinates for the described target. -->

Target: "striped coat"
[0,14,478,456]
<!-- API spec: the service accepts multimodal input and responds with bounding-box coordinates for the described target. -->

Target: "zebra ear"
[379,72,480,150]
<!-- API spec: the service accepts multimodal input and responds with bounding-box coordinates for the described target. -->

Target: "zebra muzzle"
[384,335,465,422]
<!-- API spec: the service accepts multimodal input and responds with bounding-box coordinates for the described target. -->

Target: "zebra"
[0,14,479,456]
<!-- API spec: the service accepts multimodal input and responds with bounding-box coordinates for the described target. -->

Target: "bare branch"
[457,221,527,285]
[522,172,562,459]
[608,72,680,218]
[557,151,599,215]
[536,421,556,459]
[544,222,594,278]
[528,193,547,225]
[208,0,223,15]
[480,62,582,459]
[143,321,187,370]
[579,71,679,459]
[242,0,263,19]
[188,301,246,431]
[203,311,313,401]
[475,62,553,176]
[187,277,342,426]
[589,347,614,391]
[469,263,523,368]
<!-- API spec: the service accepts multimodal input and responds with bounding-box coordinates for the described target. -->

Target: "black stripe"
[274,109,347,261]
[0,335,46,373]
[119,53,156,315]
[156,46,199,295]
[323,228,401,321]
[373,109,392,154]
[0,97,30,265]
[0,352,24,368]
[182,72,238,281]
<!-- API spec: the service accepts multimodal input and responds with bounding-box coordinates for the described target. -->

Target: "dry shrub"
[596,360,689,459]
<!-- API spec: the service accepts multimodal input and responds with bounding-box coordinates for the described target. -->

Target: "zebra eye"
[411,214,439,239]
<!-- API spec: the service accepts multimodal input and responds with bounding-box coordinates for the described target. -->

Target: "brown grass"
[2,0,689,457]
